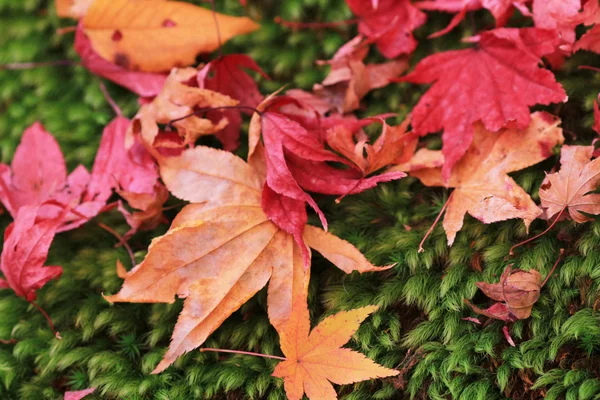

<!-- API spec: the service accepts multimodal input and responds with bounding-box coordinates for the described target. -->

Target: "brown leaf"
[539,145,600,223]
[82,0,259,72]
[409,112,564,246]
[312,36,407,113]
[129,68,238,151]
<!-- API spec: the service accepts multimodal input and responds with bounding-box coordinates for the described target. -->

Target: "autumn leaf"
[539,145,600,223]
[74,23,167,98]
[310,36,407,113]
[129,67,238,152]
[82,0,260,73]
[326,117,417,175]
[417,0,530,30]
[0,122,114,231]
[55,0,94,19]
[399,28,567,179]
[532,0,582,45]
[247,95,405,260]
[273,302,397,400]
[106,145,391,374]
[197,54,268,150]
[90,116,168,236]
[408,112,564,248]
[64,388,96,400]
[0,205,66,302]
[346,0,427,58]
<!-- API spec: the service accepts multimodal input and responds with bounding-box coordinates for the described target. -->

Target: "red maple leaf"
[248,96,405,263]
[92,117,168,236]
[399,28,567,179]
[346,0,427,58]
[0,122,107,230]
[417,0,528,28]
[74,23,167,98]
[197,54,268,150]
[0,205,65,302]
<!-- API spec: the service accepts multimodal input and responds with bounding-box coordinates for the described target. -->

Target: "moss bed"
[2,1,600,399]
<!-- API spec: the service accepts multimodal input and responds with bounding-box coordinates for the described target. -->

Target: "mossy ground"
[2,1,600,399]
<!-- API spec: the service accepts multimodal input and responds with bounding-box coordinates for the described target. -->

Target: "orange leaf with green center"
[273,301,397,400]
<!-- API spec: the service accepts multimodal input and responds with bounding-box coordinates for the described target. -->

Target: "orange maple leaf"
[128,67,238,151]
[273,302,398,400]
[106,146,391,374]
[82,0,259,72]
[407,112,564,248]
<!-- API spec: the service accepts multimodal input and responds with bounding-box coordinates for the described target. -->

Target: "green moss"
[2,0,600,399]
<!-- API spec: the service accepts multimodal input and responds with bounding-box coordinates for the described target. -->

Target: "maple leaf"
[272,302,397,400]
[417,0,529,28]
[64,388,96,400]
[400,28,567,179]
[55,0,94,19]
[0,122,115,231]
[106,145,392,374]
[247,95,405,261]
[82,0,260,73]
[0,204,67,324]
[465,265,544,324]
[130,67,239,151]
[538,145,600,223]
[409,112,564,247]
[310,36,408,113]
[326,117,417,175]
[74,23,167,98]
[197,54,268,151]
[532,0,582,46]
[91,116,168,236]
[346,0,427,58]
[574,1,600,55]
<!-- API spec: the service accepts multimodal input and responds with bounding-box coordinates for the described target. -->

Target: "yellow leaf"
[82,0,260,72]
[273,303,398,400]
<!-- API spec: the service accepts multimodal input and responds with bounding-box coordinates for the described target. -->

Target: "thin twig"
[31,301,61,339]
[0,338,16,345]
[166,105,262,129]
[541,248,565,288]
[418,192,453,253]
[509,207,566,255]
[0,60,77,71]
[209,0,223,58]
[99,81,123,117]
[97,222,136,268]
[274,16,358,29]
[201,347,286,361]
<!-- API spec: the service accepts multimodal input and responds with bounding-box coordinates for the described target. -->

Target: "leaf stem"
[30,301,61,339]
[274,16,358,29]
[541,248,565,288]
[509,207,566,256]
[0,338,16,345]
[209,0,223,58]
[99,81,123,117]
[97,222,136,269]
[200,347,286,361]
[0,60,77,71]
[166,105,263,129]
[418,192,453,253]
